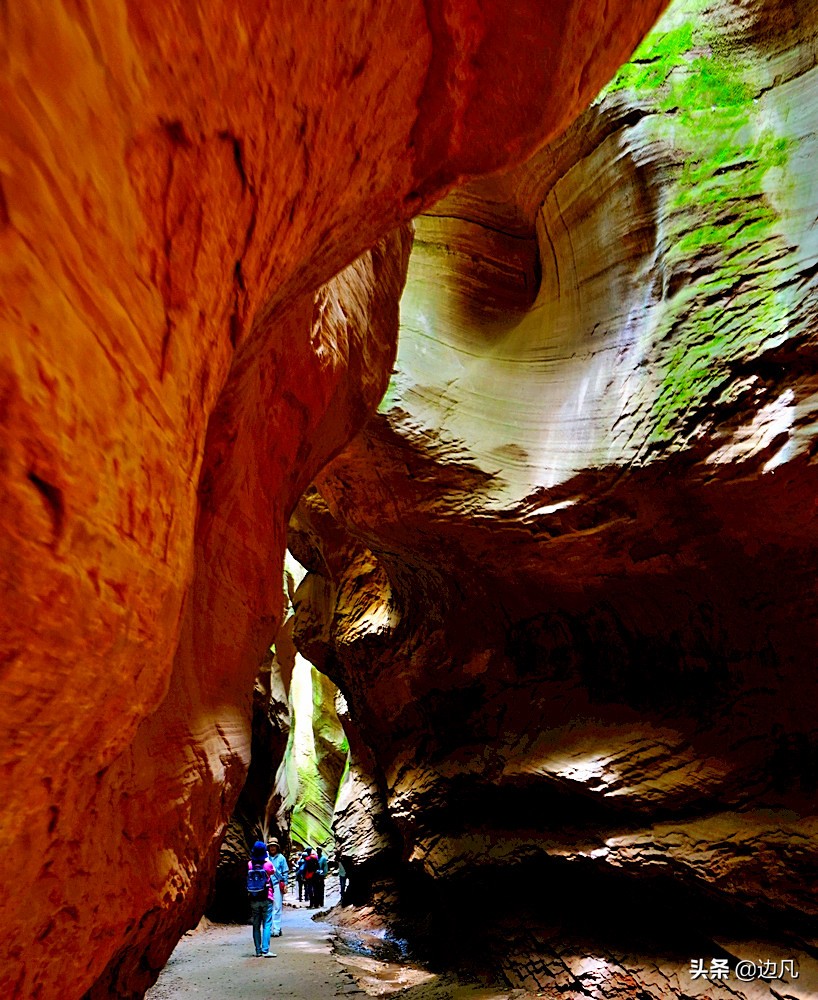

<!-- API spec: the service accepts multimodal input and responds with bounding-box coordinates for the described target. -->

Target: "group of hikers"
[295,844,344,907]
[246,839,348,957]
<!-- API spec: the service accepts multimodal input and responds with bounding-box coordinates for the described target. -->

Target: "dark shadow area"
[387,855,818,976]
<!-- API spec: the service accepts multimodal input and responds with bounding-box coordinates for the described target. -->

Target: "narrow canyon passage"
[3,0,818,998]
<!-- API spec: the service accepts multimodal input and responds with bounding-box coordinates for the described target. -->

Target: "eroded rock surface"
[1,1,670,995]
[291,0,818,995]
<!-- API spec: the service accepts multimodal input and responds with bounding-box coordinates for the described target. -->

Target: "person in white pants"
[267,840,290,937]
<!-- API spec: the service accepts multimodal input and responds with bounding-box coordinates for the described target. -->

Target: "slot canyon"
[1,0,817,998]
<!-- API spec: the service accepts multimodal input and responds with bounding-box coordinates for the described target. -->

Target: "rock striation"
[290,0,818,995]
[0,1,669,995]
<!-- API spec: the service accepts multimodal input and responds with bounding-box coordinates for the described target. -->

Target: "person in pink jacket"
[247,841,276,957]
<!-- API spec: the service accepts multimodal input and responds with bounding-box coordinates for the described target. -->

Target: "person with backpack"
[266,839,289,937]
[314,846,329,906]
[246,841,276,958]
[303,847,319,907]
[295,850,308,901]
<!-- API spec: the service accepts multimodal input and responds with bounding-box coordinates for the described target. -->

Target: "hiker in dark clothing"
[314,846,329,906]
[303,847,319,907]
[295,850,308,901]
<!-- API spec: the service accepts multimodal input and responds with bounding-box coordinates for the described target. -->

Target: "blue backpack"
[247,863,270,900]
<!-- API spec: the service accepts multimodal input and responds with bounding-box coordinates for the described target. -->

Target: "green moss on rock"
[601,0,796,443]
[282,657,347,850]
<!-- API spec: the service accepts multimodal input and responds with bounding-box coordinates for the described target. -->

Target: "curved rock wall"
[1,1,670,995]
[290,488,402,891]
[291,0,818,995]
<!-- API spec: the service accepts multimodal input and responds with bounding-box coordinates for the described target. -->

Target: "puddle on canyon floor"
[332,926,433,996]
[334,925,411,961]
[336,951,438,996]
[330,927,528,1000]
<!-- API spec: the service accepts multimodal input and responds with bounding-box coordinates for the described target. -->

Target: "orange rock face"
[0,1,668,995]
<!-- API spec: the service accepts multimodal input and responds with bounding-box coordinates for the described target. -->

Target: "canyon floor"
[146,889,530,1000]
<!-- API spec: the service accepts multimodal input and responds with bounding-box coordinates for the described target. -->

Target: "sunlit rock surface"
[290,490,401,887]
[291,0,818,995]
[281,656,347,851]
[1,1,671,994]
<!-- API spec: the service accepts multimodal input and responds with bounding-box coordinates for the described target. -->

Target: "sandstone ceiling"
[0,1,671,997]
[289,0,818,996]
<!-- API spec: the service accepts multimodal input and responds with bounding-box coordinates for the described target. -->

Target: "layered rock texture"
[0,1,670,996]
[291,0,818,996]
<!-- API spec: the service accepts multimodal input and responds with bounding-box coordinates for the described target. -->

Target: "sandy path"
[147,890,526,1000]
[146,892,364,1000]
